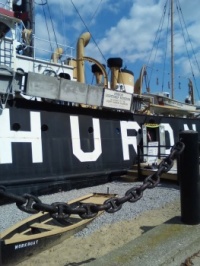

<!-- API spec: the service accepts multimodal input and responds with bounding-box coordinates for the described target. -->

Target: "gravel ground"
[0,180,180,235]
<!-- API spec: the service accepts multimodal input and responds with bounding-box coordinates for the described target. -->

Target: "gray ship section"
[26,72,104,106]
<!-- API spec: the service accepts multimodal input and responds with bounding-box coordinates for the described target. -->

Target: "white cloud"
[2,0,199,101]
[87,1,163,64]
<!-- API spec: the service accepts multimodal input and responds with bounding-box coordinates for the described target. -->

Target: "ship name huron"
[0,109,196,164]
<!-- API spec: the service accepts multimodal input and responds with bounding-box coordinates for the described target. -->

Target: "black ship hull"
[0,98,199,203]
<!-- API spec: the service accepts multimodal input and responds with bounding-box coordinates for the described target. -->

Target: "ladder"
[0,38,13,67]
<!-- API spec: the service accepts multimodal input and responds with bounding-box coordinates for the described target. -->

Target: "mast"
[170,0,174,99]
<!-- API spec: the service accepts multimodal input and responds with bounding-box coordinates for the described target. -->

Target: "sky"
[4,0,200,103]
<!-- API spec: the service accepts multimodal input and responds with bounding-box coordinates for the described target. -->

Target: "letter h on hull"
[0,109,42,164]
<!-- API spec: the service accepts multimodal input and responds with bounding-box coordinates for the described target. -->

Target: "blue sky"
[5,0,200,103]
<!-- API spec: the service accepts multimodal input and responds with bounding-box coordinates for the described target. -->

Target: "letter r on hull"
[120,121,140,160]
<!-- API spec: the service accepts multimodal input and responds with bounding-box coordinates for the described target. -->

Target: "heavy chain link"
[0,141,184,222]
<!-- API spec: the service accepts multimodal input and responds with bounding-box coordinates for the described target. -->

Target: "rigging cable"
[60,0,67,49]
[146,0,168,88]
[89,0,103,27]
[40,0,53,52]
[71,0,109,85]
[46,0,60,52]
[70,0,107,63]
[176,0,200,100]
[4,0,9,8]
[46,0,66,73]
[35,0,66,73]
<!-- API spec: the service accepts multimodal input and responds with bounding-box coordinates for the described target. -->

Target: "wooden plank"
[30,223,60,231]
[140,169,177,181]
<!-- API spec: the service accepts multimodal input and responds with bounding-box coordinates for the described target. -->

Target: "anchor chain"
[0,141,184,222]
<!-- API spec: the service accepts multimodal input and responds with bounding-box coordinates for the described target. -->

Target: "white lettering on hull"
[0,109,198,164]
[0,109,42,164]
[160,123,175,155]
[120,121,140,160]
[15,240,39,250]
[183,124,196,131]
[160,123,196,155]
[70,116,102,162]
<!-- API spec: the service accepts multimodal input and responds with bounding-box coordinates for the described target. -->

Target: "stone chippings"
[0,181,180,235]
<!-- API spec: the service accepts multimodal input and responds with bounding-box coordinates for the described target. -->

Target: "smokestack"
[107,58,123,89]
[91,64,106,85]
[76,32,91,83]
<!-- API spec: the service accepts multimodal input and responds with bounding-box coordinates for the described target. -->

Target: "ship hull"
[0,98,199,203]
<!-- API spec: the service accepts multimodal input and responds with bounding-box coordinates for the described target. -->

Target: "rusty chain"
[0,141,185,223]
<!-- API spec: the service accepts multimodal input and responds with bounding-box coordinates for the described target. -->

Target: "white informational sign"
[103,89,132,110]
[147,141,158,164]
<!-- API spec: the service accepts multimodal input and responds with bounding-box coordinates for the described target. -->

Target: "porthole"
[12,123,21,131]
[116,128,120,134]
[41,124,49,131]
[88,127,93,134]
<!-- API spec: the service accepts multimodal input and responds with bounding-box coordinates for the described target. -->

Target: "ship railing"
[137,144,172,164]
[0,33,75,92]
[0,36,74,95]
[32,35,75,63]
[136,143,175,179]
[137,144,173,178]
[14,34,75,76]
